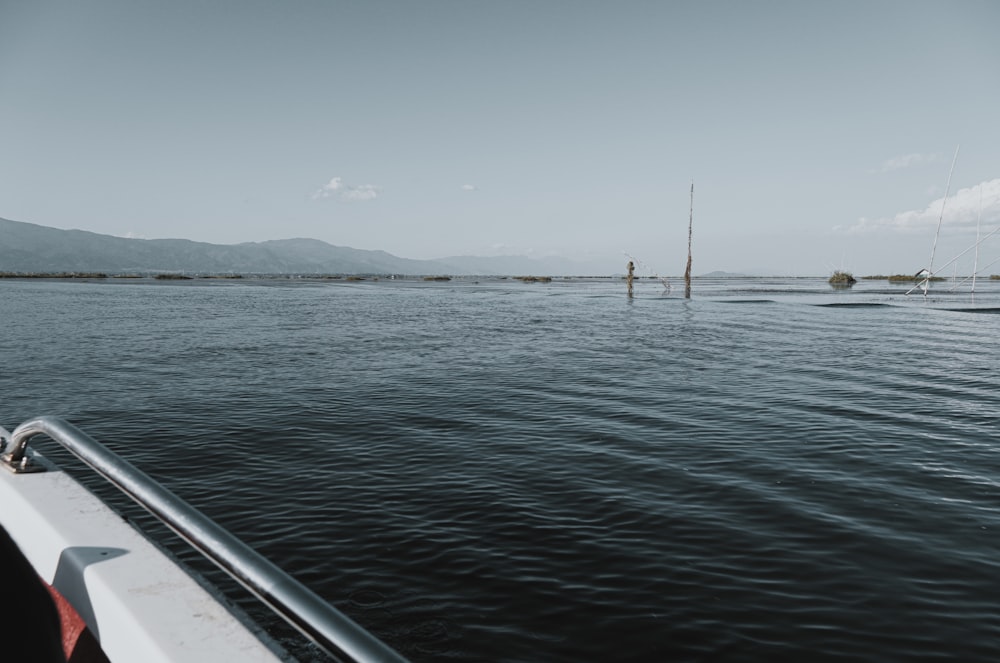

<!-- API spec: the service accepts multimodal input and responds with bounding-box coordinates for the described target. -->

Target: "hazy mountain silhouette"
[0,218,605,275]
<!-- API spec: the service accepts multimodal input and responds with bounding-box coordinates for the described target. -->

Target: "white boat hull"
[1,451,284,662]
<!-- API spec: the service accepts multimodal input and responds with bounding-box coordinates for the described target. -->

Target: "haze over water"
[3,276,1000,661]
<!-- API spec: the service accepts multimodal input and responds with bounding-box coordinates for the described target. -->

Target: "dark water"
[3,276,1000,662]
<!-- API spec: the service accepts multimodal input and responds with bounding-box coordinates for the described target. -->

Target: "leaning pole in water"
[906,145,960,297]
[684,181,694,299]
[923,145,960,296]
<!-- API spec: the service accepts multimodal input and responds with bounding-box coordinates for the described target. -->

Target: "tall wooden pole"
[684,181,693,299]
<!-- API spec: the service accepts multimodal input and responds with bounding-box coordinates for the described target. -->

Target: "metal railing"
[0,416,408,663]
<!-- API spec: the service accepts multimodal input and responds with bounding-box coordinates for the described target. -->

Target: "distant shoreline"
[2,272,997,281]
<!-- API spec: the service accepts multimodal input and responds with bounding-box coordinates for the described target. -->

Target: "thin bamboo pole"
[684,181,693,299]
[973,184,983,293]
[946,223,1000,291]
[923,145,960,296]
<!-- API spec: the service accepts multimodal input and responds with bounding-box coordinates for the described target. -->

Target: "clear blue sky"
[2,0,998,275]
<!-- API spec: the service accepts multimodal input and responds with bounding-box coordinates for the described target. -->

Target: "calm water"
[3,276,1000,662]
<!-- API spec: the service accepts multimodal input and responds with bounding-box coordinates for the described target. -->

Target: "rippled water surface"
[3,276,1000,661]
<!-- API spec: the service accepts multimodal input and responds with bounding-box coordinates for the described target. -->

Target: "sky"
[1,0,999,276]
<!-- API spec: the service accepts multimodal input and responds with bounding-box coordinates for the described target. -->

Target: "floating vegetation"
[888,274,944,282]
[862,274,944,282]
[0,272,108,279]
[828,270,856,286]
[423,276,452,281]
[515,276,552,283]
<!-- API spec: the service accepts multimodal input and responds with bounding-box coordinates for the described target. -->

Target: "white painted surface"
[0,453,284,662]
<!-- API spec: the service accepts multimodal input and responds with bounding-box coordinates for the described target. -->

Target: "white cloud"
[874,152,937,173]
[847,178,1000,234]
[312,176,380,201]
[461,184,477,191]
[312,177,342,198]
[340,184,379,201]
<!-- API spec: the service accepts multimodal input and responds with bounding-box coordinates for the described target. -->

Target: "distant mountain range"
[0,218,607,276]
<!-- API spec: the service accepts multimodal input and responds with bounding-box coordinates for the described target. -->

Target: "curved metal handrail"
[1,416,407,663]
